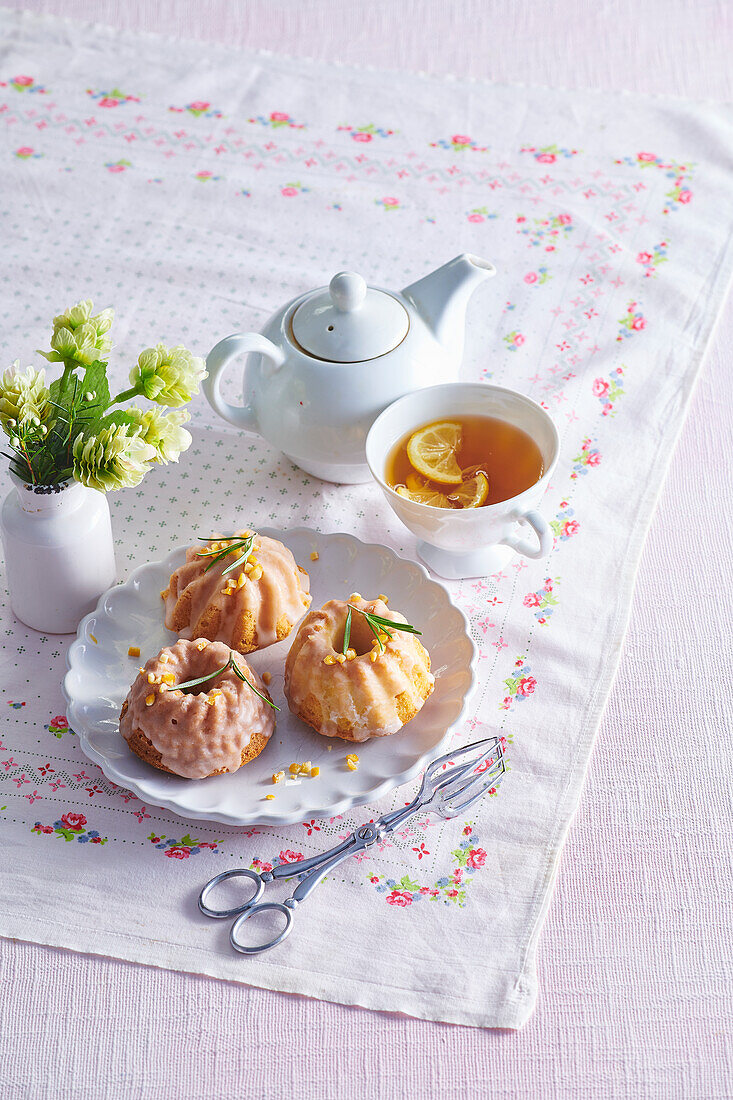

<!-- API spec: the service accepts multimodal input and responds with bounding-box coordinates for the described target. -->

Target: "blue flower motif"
[437,877,450,888]
[78,835,89,843]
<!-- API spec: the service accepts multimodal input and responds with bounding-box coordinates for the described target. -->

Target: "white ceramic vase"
[1,474,117,633]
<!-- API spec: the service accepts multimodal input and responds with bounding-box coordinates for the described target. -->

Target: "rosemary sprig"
[166,652,279,710]
[341,605,352,656]
[346,603,422,652]
[195,532,256,575]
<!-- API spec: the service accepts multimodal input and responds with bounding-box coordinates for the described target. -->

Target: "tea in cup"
[366,382,559,579]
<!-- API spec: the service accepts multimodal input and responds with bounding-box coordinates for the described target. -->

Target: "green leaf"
[342,605,352,655]
[79,360,110,411]
[96,409,138,431]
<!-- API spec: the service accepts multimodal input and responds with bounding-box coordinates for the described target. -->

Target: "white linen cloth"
[0,8,731,1030]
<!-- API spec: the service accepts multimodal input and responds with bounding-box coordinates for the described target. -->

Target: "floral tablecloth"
[0,7,732,1029]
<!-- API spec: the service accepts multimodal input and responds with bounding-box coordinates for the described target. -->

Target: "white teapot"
[203,254,495,483]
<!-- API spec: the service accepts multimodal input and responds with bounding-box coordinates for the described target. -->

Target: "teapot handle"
[203,333,285,433]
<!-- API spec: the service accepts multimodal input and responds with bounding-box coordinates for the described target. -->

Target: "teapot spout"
[402,254,496,362]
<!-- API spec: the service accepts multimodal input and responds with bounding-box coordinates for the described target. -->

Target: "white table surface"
[2,3,732,1098]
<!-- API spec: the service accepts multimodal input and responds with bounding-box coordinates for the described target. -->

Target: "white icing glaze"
[164,534,311,649]
[284,596,434,741]
[120,638,275,779]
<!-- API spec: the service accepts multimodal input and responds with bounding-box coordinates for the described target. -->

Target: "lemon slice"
[396,486,452,508]
[447,472,489,509]
[406,421,463,485]
[405,471,429,492]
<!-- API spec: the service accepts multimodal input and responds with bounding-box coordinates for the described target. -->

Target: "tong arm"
[377,794,425,835]
[289,822,382,905]
[265,833,360,882]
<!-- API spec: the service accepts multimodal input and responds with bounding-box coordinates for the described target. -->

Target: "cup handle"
[203,333,285,433]
[502,509,552,560]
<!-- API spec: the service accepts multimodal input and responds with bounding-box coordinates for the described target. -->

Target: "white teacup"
[366,382,560,579]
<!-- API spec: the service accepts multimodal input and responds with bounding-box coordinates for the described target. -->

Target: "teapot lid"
[291,272,409,362]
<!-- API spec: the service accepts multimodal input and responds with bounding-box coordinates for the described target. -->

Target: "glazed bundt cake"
[119,638,276,779]
[163,531,311,653]
[284,594,434,741]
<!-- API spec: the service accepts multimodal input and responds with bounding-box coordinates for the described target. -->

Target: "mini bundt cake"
[119,638,276,779]
[284,594,434,742]
[163,531,311,653]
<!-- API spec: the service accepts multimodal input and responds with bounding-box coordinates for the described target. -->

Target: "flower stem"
[110,385,139,405]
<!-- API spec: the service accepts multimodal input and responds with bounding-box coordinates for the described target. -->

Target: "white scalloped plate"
[63,528,477,827]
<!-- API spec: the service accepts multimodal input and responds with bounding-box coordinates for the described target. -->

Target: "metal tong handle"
[199,823,384,955]
[229,822,382,954]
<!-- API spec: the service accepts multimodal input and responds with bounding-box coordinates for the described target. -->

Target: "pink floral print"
[86,87,141,107]
[1,75,48,94]
[32,814,107,844]
[169,101,224,119]
[147,831,222,856]
[636,242,668,278]
[369,824,493,907]
[571,438,602,478]
[337,123,396,141]
[430,134,488,153]
[248,111,305,129]
[521,143,580,161]
[617,301,645,341]
[592,367,625,416]
[523,577,560,625]
[517,212,573,250]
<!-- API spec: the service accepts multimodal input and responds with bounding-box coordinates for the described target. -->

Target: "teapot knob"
[329,272,367,312]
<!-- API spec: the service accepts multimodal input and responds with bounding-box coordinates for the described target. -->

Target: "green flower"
[40,299,114,366]
[53,299,114,337]
[0,361,53,430]
[72,425,156,492]
[129,344,206,407]
[127,406,192,464]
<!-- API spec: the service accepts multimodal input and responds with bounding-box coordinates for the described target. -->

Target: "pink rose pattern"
[1,74,48,94]
[45,713,74,739]
[369,824,496,907]
[521,143,580,162]
[571,438,602,478]
[86,87,141,107]
[636,242,668,278]
[523,577,560,625]
[169,101,223,119]
[248,111,305,129]
[466,206,498,223]
[593,367,626,416]
[617,300,646,341]
[337,123,396,141]
[0,78,682,910]
[32,813,107,844]
[500,657,537,711]
[280,181,309,197]
[148,832,222,857]
[614,152,694,214]
[503,330,525,351]
[517,212,574,250]
[430,134,488,152]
